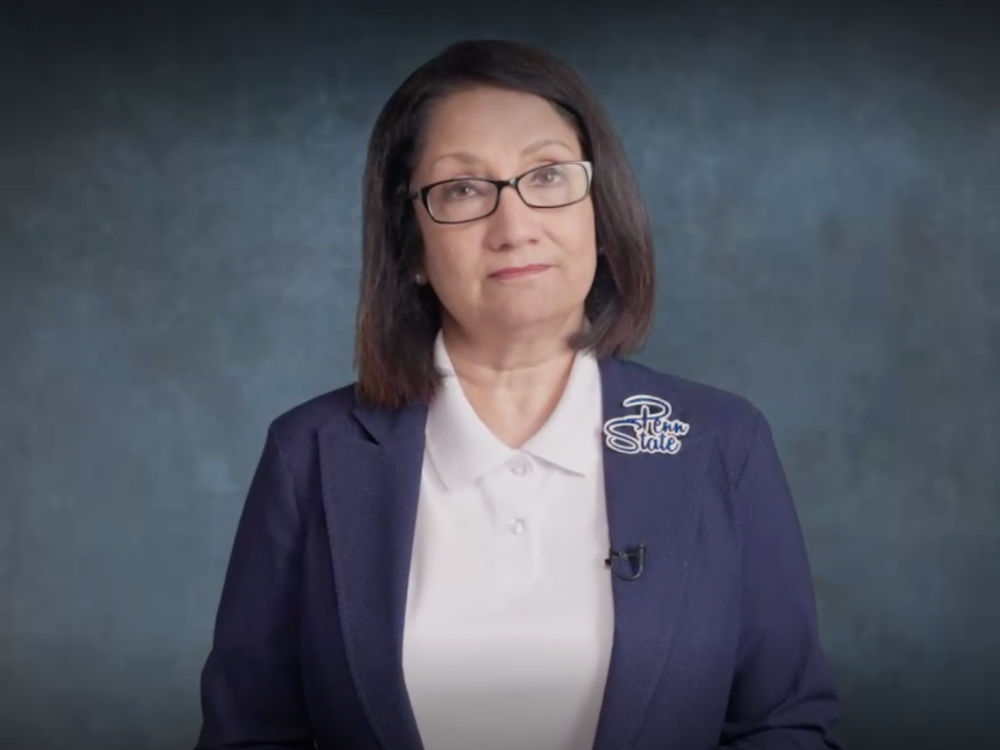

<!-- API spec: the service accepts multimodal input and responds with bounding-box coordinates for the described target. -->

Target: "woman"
[195,39,843,750]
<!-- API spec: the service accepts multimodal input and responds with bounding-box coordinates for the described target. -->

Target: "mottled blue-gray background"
[1,0,997,748]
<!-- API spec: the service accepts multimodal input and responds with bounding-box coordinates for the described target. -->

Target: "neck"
[440,314,586,448]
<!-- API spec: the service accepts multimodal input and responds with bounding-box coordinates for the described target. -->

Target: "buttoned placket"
[481,452,545,597]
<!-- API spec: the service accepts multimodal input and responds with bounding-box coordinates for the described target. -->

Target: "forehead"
[416,86,581,164]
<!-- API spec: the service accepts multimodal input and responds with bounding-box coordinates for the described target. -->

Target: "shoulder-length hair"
[354,39,656,408]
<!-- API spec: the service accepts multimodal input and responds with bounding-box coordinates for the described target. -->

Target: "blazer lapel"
[318,400,427,750]
[590,358,713,750]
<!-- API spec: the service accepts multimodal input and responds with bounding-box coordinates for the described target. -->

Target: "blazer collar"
[318,356,710,750]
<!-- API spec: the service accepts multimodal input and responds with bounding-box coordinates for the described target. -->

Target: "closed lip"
[488,264,551,279]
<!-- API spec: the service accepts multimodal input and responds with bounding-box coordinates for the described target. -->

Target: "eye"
[529,165,567,185]
[440,180,485,201]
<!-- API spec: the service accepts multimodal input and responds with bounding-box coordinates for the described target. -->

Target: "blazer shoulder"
[263,381,363,458]
[611,357,760,425]
[609,357,767,482]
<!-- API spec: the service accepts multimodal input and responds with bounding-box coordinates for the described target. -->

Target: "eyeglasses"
[407,160,593,224]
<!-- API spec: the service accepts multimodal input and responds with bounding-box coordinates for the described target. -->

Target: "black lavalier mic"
[604,543,646,581]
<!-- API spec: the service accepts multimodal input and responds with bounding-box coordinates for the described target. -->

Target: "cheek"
[561,215,598,276]
[421,234,481,299]
[416,219,454,273]
[576,249,599,295]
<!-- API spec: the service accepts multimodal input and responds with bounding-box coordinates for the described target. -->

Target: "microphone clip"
[604,543,646,581]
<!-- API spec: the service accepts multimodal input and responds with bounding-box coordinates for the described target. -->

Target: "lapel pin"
[603,394,691,455]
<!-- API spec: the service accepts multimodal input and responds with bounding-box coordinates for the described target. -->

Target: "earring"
[414,272,426,285]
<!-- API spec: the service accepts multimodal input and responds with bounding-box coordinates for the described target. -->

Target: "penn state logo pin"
[603,395,691,455]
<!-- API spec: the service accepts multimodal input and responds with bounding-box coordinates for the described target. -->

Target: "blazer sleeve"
[717,409,844,749]
[194,424,314,749]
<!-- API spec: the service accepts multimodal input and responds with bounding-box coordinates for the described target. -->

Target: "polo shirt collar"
[424,331,603,492]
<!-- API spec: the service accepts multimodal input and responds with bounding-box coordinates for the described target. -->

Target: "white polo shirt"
[401,332,614,750]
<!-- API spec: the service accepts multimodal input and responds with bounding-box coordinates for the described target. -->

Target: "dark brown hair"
[354,39,656,408]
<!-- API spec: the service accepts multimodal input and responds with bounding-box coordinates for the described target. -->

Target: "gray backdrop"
[2,0,997,748]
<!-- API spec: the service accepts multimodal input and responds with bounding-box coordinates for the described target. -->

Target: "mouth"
[488,264,550,280]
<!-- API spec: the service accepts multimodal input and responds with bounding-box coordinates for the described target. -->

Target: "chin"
[483,304,584,334]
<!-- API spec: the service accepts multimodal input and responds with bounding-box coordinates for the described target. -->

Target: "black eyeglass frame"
[405,160,594,224]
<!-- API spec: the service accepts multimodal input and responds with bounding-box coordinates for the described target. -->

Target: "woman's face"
[409,85,597,341]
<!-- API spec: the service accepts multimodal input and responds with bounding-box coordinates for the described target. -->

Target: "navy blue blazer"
[195,356,843,750]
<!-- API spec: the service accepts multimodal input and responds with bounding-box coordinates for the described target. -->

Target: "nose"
[483,184,541,251]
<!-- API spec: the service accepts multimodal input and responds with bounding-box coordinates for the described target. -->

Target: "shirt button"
[509,518,526,535]
[510,457,530,476]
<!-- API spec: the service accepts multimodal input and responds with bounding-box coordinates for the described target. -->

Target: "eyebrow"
[429,138,576,168]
